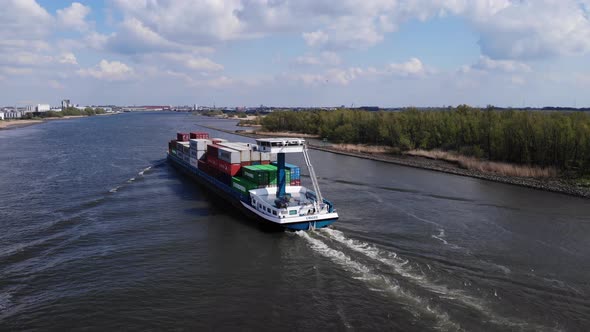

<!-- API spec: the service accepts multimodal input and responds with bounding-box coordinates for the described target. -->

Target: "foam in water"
[318,229,487,308]
[109,186,121,193]
[296,231,461,331]
[138,166,152,176]
[318,228,554,331]
[109,164,154,193]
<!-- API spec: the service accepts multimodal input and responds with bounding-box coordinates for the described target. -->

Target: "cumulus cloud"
[290,57,431,85]
[108,0,590,58]
[0,0,53,39]
[106,18,176,54]
[57,2,91,32]
[386,58,428,77]
[472,1,590,59]
[77,60,134,81]
[111,0,244,43]
[469,56,531,73]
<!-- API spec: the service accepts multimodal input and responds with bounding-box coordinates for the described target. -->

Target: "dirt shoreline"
[200,125,590,199]
[0,113,117,130]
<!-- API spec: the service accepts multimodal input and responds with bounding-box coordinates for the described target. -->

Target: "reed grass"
[331,144,395,154]
[407,149,557,178]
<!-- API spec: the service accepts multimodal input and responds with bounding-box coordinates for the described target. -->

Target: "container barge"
[167,132,338,230]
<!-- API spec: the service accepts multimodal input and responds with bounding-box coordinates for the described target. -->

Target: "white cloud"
[57,2,91,32]
[294,52,341,66]
[471,1,590,59]
[84,32,110,50]
[59,52,78,65]
[0,66,34,76]
[385,58,428,77]
[105,0,590,58]
[302,31,329,48]
[469,56,531,73]
[289,57,430,85]
[111,0,244,43]
[106,17,176,54]
[159,53,223,71]
[0,0,53,39]
[0,52,53,67]
[77,60,134,81]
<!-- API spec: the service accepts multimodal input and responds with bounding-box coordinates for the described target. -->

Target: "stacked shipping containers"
[190,132,209,139]
[189,138,210,167]
[177,132,189,141]
[272,162,301,186]
[170,131,299,196]
[176,141,190,163]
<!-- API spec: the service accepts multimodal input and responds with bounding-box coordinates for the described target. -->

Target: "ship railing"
[305,190,336,213]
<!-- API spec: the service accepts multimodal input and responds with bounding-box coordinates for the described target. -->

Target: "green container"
[260,165,277,185]
[261,164,293,186]
[241,165,269,185]
[232,176,258,194]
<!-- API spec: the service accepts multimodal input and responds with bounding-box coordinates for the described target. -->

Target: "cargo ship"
[167,132,338,230]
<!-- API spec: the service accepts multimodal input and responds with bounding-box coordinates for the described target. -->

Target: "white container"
[189,150,206,160]
[218,142,251,162]
[250,151,261,162]
[218,146,241,164]
[260,152,271,161]
[190,139,211,151]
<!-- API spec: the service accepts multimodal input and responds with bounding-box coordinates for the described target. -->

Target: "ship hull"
[167,153,337,230]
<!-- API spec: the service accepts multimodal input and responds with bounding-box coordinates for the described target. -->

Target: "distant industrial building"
[61,99,71,110]
[36,104,50,112]
[0,111,4,120]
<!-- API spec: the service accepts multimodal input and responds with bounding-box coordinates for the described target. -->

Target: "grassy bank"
[406,149,557,178]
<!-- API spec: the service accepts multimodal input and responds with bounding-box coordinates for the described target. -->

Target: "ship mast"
[302,143,323,211]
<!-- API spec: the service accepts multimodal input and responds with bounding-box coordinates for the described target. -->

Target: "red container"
[290,179,301,186]
[190,132,210,139]
[261,160,270,165]
[218,159,241,176]
[241,161,252,166]
[207,155,220,169]
[212,139,225,144]
[177,133,189,142]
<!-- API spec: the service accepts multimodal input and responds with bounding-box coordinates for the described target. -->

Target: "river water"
[1,112,589,331]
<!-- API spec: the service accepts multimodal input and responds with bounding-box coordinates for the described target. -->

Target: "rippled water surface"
[1,112,589,331]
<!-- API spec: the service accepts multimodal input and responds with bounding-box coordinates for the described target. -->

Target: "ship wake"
[296,231,462,331]
[298,228,557,332]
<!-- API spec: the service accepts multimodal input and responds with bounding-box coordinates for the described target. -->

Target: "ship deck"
[253,187,316,208]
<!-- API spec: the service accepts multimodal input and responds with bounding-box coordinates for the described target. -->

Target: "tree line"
[22,107,107,119]
[261,106,590,175]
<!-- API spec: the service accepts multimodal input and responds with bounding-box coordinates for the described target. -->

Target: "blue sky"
[1,0,590,107]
